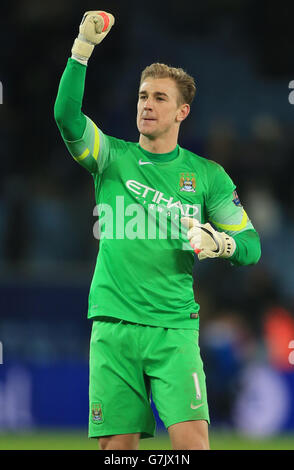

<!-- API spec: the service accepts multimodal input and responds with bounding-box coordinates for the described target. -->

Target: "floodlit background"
[1,0,294,450]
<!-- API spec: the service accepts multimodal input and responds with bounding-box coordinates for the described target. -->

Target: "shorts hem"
[164,415,210,429]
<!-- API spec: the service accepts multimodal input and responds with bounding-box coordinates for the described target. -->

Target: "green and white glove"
[181,217,236,260]
[72,10,115,65]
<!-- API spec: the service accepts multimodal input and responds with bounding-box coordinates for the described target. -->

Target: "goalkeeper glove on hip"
[72,11,115,65]
[181,217,236,260]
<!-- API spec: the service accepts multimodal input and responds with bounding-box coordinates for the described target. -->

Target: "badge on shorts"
[91,403,103,424]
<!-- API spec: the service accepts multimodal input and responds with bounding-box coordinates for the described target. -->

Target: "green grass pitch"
[0,430,294,450]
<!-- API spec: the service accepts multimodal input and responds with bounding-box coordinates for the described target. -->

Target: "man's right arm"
[54,58,87,142]
[54,11,115,174]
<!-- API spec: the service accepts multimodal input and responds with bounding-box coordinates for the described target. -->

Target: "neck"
[139,133,179,154]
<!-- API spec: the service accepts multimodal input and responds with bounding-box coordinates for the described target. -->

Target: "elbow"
[243,238,262,266]
[230,231,261,266]
[54,97,85,141]
[251,240,261,265]
[54,100,73,138]
[247,251,261,266]
[54,100,64,129]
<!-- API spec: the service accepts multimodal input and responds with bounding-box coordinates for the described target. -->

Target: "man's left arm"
[207,193,261,267]
[229,229,261,266]
[182,163,261,266]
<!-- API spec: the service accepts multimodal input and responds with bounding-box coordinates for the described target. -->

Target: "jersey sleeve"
[54,58,128,176]
[205,161,254,237]
[205,161,261,265]
[63,115,127,175]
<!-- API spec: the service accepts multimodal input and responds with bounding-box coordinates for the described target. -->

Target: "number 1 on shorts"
[192,372,201,400]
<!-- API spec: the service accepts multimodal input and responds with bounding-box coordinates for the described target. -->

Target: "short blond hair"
[140,63,196,106]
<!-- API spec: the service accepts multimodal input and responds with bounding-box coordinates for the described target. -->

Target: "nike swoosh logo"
[190,403,204,410]
[139,159,153,165]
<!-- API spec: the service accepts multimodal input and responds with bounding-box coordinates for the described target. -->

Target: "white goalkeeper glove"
[181,217,236,260]
[71,11,115,65]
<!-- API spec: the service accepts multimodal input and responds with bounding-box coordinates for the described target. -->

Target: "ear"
[176,103,190,123]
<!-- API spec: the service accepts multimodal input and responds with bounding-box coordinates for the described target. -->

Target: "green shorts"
[88,317,210,439]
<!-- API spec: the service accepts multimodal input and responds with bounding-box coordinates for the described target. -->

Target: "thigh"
[146,328,210,429]
[89,319,156,439]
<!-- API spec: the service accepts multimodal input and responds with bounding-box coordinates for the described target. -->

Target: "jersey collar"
[137,143,180,163]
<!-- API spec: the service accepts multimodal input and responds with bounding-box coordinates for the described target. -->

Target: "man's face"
[137,77,186,139]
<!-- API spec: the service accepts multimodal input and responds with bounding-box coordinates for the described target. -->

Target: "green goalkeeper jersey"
[55,58,261,329]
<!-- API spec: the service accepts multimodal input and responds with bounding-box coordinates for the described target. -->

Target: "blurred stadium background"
[1,0,294,450]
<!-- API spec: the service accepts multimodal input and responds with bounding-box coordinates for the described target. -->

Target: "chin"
[138,124,158,138]
[139,131,157,140]
[140,128,152,136]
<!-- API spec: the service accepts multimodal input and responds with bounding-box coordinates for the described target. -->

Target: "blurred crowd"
[1,1,294,427]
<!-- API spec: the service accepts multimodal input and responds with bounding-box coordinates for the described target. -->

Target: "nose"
[143,97,153,110]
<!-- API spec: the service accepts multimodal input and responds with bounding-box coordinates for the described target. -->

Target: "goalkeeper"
[54,11,261,450]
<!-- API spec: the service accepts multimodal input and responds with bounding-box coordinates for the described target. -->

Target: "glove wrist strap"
[220,234,236,258]
[71,37,94,61]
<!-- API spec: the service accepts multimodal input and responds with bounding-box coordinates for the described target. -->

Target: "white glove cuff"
[71,37,94,61]
[221,234,236,258]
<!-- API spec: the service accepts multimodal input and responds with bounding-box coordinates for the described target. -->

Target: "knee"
[99,437,111,450]
[169,419,210,450]
[173,440,210,450]
[99,437,125,450]
[98,436,139,450]
[190,441,210,450]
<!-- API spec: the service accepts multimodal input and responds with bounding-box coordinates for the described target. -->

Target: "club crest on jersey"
[232,190,242,207]
[179,173,196,192]
[91,403,103,423]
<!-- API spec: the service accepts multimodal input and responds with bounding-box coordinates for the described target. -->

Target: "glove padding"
[181,217,236,260]
[72,11,115,63]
